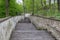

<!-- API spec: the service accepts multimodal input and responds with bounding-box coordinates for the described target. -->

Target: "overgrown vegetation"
[0,0,23,18]
[23,0,60,19]
[9,0,23,16]
[0,0,60,19]
[0,0,6,18]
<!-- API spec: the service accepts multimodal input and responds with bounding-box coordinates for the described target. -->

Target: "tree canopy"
[0,0,23,18]
[0,0,60,19]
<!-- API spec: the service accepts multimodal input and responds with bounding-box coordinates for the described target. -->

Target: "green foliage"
[0,0,6,18]
[23,0,60,19]
[9,0,23,16]
[0,0,60,20]
[0,0,23,18]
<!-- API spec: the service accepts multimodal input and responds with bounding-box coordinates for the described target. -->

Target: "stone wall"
[29,16,60,40]
[0,17,11,22]
[0,16,24,40]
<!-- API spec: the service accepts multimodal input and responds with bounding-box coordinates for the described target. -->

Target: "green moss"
[36,27,44,30]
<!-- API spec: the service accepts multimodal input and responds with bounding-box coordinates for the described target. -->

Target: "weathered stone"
[29,16,60,40]
[0,16,24,40]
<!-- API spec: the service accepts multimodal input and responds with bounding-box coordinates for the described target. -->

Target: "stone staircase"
[10,18,55,40]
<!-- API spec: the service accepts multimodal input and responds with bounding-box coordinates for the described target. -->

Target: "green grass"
[36,27,44,30]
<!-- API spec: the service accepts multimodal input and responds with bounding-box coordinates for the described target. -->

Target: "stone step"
[10,23,55,40]
[11,38,54,40]
[18,18,31,23]
[15,23,36,30]
[13,30,45,32]
[11,30,54,40]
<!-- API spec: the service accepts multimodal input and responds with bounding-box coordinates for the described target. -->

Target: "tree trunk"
[5,0,9,17]
[36,0,38,14]
[49,0,51,8]
[57,0,60,11]
[54,0,55,5]
[54,0,55,9]
[32,0,34,15]
[41,0,43,7]
[23,0,25,18]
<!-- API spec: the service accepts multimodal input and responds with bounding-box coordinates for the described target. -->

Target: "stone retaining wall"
[29,16,60,40]
[0,16,24,40]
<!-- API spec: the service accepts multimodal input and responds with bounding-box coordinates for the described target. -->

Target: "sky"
[16,0,23,4]
[16,0,56,4]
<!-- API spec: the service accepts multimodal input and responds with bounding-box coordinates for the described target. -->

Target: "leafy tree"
[0,0,6,18]
[5,0,9,16]
[9,0,23,16]
[0,0,23,17]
